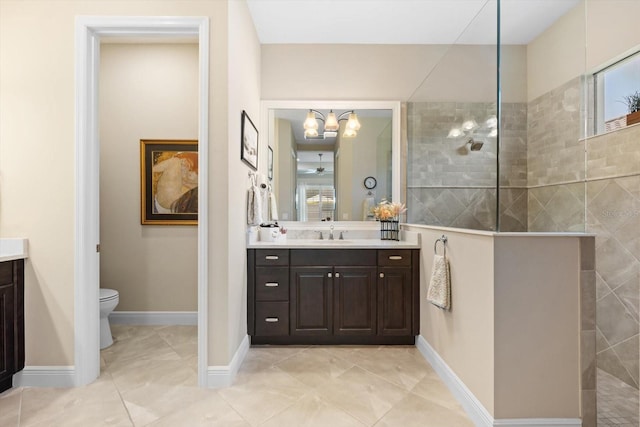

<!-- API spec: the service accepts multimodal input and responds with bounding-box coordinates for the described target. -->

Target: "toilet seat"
[100,288,119,302]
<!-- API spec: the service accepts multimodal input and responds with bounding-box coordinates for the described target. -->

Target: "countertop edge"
[0,238,29,262]
[247,241,420,249]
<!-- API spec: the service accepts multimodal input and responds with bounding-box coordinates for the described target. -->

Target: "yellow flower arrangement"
[372,200,407,221]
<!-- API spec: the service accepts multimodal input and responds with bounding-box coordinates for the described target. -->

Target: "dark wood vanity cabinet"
[0,259,25,393]
[248,248,419,345]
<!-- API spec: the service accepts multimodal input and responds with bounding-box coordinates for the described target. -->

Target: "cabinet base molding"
[416,336,581,427]
[13,366,76,388]
[251,335,415,345]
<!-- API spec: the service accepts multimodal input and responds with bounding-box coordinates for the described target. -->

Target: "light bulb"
[303,111,319,130]
[461,119,478,132]
[304,128,319,138]
[324,111,339,131]
[346,113,361,130]
[447,128,463,138]
[342,128,357,138]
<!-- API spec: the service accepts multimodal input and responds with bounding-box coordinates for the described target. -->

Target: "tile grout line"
[17,387,23,427]
[107,369,135,426]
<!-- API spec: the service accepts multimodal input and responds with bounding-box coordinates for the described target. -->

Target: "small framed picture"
[140,139,198,225]
[268,146,274,181]
[241,110,258,170]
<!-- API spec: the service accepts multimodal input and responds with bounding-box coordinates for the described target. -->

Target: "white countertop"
[0,238,29,262]
[247,230,421,249]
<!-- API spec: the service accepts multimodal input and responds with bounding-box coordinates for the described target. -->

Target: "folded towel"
[427,254,451,310]
[269,191,279,221]
[247,183,263,226]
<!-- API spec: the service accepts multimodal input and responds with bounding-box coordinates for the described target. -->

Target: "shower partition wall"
[406,0,639,425]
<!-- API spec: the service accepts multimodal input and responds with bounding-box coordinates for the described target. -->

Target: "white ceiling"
[246,0,580,45]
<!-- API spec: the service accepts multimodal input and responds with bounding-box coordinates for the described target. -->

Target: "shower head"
[468,138,484,151]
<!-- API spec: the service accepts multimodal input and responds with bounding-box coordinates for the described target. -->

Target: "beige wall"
[526,1,586,102]
[493,236,581,418]
[273,119,296,220]
[343,117,392,220]
[226,0,261,362]
[404,225,496,413]
[405,225,584,418]
[261,44,527,103]
[0,0,254,368]
[99,43,198,312]
[527,0,640,101]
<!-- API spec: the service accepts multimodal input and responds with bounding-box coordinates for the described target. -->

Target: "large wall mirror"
[260,101,401,222]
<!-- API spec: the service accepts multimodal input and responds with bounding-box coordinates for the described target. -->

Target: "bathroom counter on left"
[0,240,26,392]
[0,238,29,262]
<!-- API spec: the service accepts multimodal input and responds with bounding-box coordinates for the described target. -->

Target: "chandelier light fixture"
[303,109,361,139]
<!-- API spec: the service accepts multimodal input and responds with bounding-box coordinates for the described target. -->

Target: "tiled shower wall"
[406,81,638,392]
[527,77,640,391]
[406,102,527,231]
[587,127,640,390]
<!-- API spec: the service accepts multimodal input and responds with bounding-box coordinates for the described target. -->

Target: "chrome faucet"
[329,224,335,240]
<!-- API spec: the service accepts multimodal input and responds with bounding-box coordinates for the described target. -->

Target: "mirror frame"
[260,100,402,228]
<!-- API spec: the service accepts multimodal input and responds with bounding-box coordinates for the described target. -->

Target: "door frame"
[74,16,209,386]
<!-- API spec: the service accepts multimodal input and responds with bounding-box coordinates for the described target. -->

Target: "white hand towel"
[427,254,451,310]
[259,187,269,224]
[269,191,279,221]
[247,183,263,226]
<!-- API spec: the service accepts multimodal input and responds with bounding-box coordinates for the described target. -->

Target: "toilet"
[99,288,119,349]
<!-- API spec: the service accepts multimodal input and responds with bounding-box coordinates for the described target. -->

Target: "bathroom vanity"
[247,239,420,345]
[0,239,27,393]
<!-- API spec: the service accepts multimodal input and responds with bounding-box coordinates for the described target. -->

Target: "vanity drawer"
[255,302,289,336]
[255,267,289,301]
[255,249,289,266]
[378,250,412,267]
[291,249,376,266]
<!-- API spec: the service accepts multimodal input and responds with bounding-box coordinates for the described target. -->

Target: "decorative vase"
[380,219,399,241]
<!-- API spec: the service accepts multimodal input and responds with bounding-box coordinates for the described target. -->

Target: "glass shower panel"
[406,1,499,231]
[502,0,587,233]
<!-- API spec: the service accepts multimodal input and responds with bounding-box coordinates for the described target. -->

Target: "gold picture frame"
[140,139,198,225]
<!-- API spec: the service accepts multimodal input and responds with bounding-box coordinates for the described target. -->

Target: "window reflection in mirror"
[269,107,394,222]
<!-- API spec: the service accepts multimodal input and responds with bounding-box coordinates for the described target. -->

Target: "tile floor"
[0,325,473,426]
[597,368,639,427]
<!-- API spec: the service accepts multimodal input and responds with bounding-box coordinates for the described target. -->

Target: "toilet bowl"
[99,288,119,349]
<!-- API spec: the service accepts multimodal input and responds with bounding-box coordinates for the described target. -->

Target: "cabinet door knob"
[335,272,340,278]
[265,282,279,287]
[379,273,385,278]
[265,255,279,260]
[328,273,332,278]
[265,317,279,323]
[389,255,402,260]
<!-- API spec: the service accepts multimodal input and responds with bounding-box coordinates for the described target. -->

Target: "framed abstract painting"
[140,139,198,225]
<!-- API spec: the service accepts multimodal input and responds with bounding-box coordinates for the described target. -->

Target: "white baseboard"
[109,311,197,325]
[416,336,581,427]
[13,366,76,388]
[493,420,582,427]
[207,335,250,388]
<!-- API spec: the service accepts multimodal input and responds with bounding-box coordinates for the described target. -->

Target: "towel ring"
[434,235,447,256]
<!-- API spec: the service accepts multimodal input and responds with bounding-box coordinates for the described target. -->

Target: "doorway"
[74,17,209,386]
